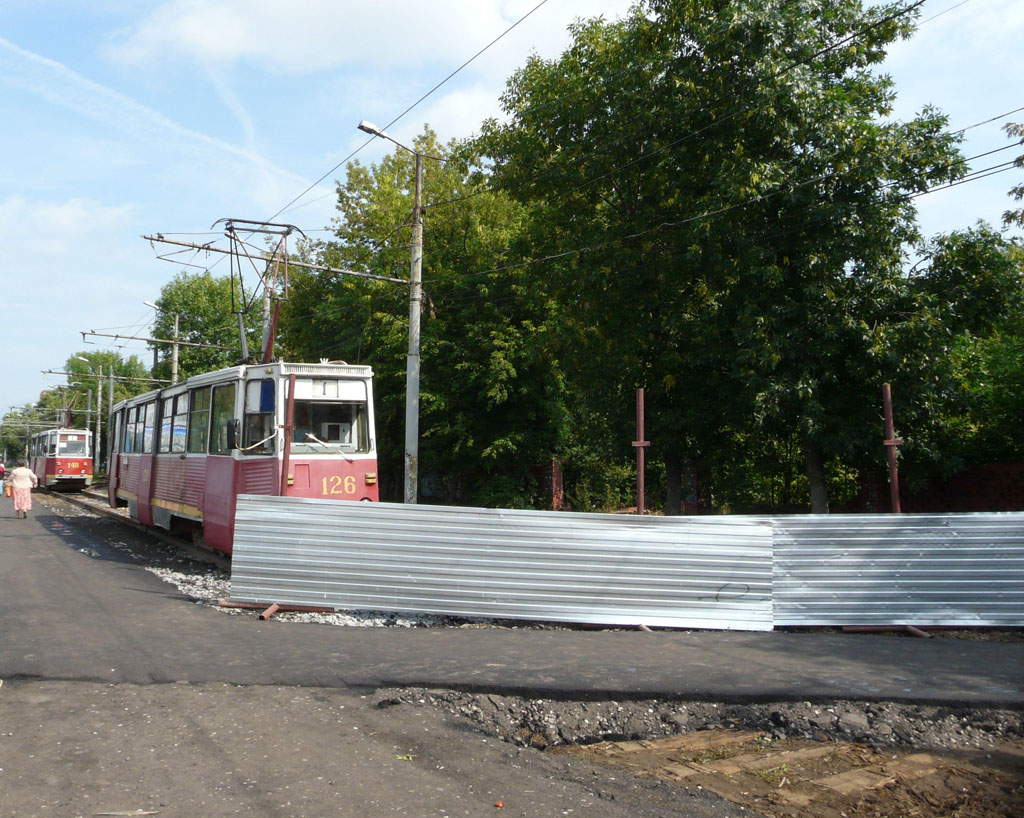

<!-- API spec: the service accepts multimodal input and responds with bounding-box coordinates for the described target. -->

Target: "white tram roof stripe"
[112,360,375,411]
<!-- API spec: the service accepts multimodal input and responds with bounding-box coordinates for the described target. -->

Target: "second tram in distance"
[28,428,94,490]
[108,360,379,554]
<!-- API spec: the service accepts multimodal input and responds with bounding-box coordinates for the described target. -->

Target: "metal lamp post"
[357,120,436,505]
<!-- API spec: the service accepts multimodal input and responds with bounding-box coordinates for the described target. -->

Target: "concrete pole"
[95,366,102,470]
[404,152,423,504]
[171,313,179,385]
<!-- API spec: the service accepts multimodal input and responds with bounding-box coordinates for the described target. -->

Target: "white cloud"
[105,0,635,74]
[106,0,511,72]
[0,34,308,190]
[0,196,134,261]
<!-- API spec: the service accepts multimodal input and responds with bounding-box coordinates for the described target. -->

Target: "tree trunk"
[664,446,682,516]
[803,436,830,513]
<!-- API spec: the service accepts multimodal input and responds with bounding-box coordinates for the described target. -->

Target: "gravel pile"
[373,688,1024,752]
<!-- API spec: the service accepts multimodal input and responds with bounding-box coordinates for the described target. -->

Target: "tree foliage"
[472,0,967,511]
[1,352,149,462]
[270,0,1017,513]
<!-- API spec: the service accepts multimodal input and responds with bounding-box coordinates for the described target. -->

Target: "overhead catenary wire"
[281,131,1021,322]
[425,134,1024,287]
[264,0,552,225]
[151,0,972,295]
[146,0,1016,338]
[151,3,555,306]
[284,0,993,281]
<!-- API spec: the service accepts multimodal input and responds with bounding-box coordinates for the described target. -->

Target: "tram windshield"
[58,433,89,457]
[290,401,369,454]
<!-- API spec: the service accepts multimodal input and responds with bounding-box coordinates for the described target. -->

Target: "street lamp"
[357,120,439,505]
[144,301,180,384]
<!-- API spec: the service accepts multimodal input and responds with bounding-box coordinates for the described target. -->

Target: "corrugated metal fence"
[231,498,1024,630]
[232,497,774,630]
[768,512,1024,627]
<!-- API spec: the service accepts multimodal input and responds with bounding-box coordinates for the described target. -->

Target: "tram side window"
[171,394,189,453]
[187,387,211,453]
[132,406,146,452]
[129,407,141,453]
[123,408,135,453]
[242,379,275,455]
[155,395,189,454]
[158,397,173,453]
[142,402,156,453]
[209,383,237,455]
[111,412,121,455]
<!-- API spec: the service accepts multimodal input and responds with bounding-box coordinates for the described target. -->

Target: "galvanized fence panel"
[232,496,774,630]
[767,512,1024,626]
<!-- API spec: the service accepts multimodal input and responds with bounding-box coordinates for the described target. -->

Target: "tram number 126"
[321,475,357,496]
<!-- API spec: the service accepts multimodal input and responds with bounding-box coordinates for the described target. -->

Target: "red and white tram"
[28,428,94,490]
[108,361,379,555]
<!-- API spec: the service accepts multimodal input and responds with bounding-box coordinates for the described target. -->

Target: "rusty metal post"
[633,388,650,515]
[882,383,903,513]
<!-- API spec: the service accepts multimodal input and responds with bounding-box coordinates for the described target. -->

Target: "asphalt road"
[1,494,1022,818]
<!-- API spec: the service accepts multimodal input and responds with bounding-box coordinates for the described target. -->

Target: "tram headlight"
[57,468,64,475]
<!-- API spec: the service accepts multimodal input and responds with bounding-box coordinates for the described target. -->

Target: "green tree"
[66,351,153,407]
[1,405,47,462]
[148,271,258,381]
[473,0,965,511]
[914,234,1024,468]
[0,353,150,464]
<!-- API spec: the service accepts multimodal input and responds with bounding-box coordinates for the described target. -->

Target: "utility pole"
[171,313,179,385]
[95,366,103,472]
[356,120,440,504]
[405,151,424,504]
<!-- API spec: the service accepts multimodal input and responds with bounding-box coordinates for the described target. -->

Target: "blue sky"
[2,0,1022,413]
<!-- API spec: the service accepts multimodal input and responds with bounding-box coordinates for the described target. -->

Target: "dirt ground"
[376,689,1024,818]
[554,731,1024,818]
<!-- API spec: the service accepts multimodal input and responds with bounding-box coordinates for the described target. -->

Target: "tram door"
[201,381,239,551]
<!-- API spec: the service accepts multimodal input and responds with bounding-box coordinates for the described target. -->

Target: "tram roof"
[112,360,374,411]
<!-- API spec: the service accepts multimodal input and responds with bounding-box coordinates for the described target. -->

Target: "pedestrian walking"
[8,461,38,518]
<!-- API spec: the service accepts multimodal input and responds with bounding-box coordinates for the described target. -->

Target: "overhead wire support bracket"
[210,218,307,239]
